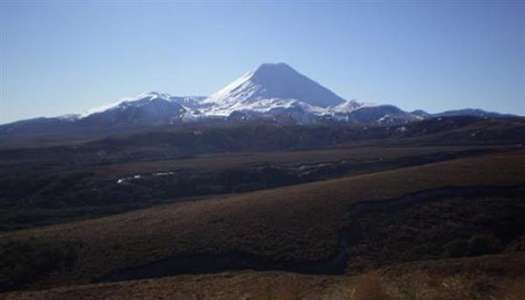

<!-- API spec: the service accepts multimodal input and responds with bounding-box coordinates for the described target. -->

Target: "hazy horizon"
[1,0,524,124]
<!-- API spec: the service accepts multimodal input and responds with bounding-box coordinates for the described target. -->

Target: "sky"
[0,0,524,124]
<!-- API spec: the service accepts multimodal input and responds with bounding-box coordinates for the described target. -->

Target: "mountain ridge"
[0,63,518,139]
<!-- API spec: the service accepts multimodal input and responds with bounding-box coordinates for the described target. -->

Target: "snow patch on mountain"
[81,92,173,117]
[329,99,365,114]
[56,114,81,121]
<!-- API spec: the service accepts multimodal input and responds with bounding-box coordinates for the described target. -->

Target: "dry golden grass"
[4,254,525,300]
[349,253,525,300]
[1,272,346,300]
[1,150,524,291]
[352,272,392,300]
[378,253,525,300]
[499,279,525,300]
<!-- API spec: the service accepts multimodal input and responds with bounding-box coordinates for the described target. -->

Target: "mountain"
[411,110,432,119]
[434,108,511,118]
[0,63,518,141]
[346,105,419,125]
[201,63,346,116]
[0,116,79,138]
[80,92,188,127]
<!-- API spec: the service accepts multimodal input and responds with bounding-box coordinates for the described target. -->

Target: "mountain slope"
[347,105,419,125]
[80,92,187,127]
[0,92,194,140]
[434,108,512,118]
[202,63,347,116]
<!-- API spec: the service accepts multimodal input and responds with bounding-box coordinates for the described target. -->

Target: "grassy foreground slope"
[1,150,525,291]
[4,253,525,300]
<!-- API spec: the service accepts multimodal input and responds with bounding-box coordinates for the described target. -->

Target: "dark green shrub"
[0,239,78,291]
[443,239,469,258]
[467,234,502,256]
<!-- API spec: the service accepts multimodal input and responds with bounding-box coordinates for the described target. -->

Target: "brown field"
[2,150,524,292]
[3,252,525,300]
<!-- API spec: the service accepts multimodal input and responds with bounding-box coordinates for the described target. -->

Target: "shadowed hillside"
[1,151,524,292]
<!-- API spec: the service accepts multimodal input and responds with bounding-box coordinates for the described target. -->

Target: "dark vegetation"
[1,116,523,231]
[0,116,524,297]
[0,145,504,231]
[0,149,524,293]
[81,185,525,284]
[0,239,80,291]
[343,185,525,272]
[2,116,524,158]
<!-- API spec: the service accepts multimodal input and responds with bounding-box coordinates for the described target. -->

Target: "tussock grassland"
[92,145,497,177]
[2,144,503,232]
[1,151,524,291]
[4,253,525,300]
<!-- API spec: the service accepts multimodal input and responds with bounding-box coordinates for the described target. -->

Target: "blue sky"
[1,0,524,123]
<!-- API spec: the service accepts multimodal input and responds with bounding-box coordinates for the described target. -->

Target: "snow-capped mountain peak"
[69,64,375,125]
[203,63,346,116]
